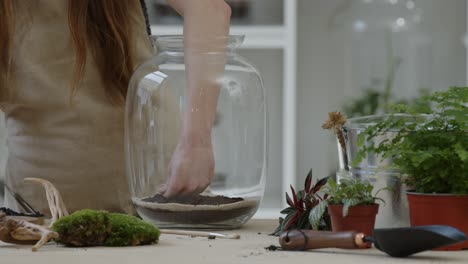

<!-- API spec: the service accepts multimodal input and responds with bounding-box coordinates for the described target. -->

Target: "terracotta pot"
[407,192,468,251]
[328,204,379,239]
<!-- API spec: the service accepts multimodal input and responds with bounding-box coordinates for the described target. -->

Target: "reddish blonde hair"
[0,0,145,105]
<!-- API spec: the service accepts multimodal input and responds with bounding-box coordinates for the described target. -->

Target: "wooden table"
[1,219,467,264]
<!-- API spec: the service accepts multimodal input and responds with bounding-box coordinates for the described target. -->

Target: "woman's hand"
[161,132,214,198]
[161,0,231,198]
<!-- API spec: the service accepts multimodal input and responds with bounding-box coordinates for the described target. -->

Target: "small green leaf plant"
[271,169,331,236]
[309,177,389,230]
[353,87,468,194]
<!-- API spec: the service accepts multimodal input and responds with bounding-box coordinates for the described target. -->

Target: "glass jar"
[125,35,267,229]
[339,114,429,228]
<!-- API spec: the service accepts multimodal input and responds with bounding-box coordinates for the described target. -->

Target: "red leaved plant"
[271,169,331,236]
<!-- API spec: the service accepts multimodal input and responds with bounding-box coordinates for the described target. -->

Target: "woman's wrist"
[181,126,212,148]
[181,104,216,147]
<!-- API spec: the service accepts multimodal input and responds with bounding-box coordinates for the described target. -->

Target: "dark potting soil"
[142,193,244,205]
[137,194,257,225]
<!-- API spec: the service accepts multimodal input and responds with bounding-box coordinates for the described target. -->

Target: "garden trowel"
[279,226,467,258]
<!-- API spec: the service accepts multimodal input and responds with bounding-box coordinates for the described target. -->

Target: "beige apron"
[1,0,176,215]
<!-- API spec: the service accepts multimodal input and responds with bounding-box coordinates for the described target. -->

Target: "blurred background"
[1,0,466,217]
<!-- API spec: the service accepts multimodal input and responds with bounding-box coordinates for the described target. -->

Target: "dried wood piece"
[0,212,59,251]
[24,178,69,227]
[0,178,67,251]
[322,111,349,171]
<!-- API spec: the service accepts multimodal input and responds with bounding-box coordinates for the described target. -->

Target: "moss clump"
[52,210,159,247]
[52,209,110,247]
[104,213,160,246]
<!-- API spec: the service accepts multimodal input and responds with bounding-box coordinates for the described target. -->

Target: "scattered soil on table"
[134,194,258,225]
[265,245,281,251]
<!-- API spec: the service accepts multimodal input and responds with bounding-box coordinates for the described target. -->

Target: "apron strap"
[140,0,152,35]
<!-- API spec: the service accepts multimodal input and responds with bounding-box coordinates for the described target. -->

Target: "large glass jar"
[125,35,267,229]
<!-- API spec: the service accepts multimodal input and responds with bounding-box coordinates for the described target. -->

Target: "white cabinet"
[145,0,298,218]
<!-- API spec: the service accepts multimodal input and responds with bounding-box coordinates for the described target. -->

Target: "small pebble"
[265,245,281,251]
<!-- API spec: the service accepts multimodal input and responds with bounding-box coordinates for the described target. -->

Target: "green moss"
[104,213,160,247]
[52,210,159,247]
[52,209,110,247]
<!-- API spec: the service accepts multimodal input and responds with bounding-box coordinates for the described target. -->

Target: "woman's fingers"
[162,140,214,198]
[163,176,209,198]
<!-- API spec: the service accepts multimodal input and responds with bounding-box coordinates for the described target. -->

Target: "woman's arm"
[162,0,231,197]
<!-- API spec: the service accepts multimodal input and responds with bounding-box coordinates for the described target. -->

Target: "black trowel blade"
[373,225,467,258]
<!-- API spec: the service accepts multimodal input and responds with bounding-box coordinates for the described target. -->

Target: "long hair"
[0,0,150,105]
[0,1,14,103]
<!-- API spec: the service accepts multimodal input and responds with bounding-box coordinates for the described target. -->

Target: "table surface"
[1,219,468,264]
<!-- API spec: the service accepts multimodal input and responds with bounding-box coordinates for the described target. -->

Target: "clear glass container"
[339,114,429,228]
[125,35,267,229]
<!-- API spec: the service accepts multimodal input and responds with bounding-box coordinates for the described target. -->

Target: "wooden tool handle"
[279,229,369,251]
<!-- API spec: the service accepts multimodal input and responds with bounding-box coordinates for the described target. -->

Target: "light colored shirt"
[2,0,153,214]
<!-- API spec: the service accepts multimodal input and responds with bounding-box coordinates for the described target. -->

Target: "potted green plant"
[309,177,387,243]
[271,169,331,236]
[354,87,468,250]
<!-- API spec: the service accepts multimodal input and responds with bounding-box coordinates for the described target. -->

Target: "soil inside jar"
[134,194,258,225]
[142,194,244,205]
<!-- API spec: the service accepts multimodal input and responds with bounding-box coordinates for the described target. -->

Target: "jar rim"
[344,113,431,130]
[150,35,245,52]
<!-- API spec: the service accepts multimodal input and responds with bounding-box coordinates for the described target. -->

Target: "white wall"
[296,0,346,183]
